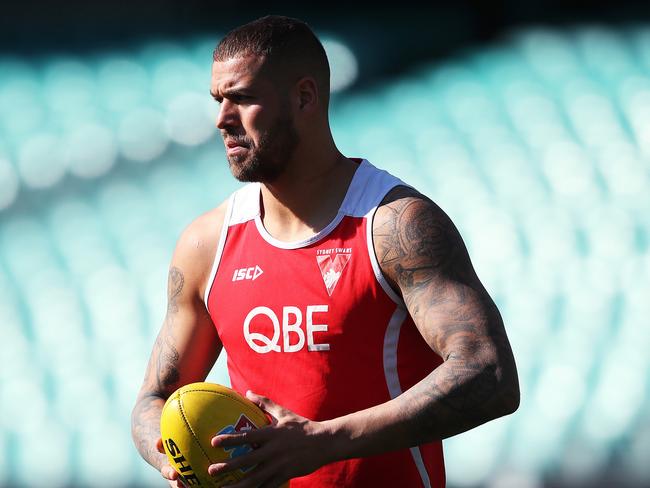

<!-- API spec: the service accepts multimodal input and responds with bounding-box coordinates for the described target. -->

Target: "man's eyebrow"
[210,87,252,101]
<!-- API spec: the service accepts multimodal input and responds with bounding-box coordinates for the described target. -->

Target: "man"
[131,15,519,488]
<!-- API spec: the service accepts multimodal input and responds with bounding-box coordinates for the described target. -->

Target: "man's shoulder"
[378,184,423,206]
[172,199,229,271]
[374,185,450,229]
[372,184,465,285]
[167,199,230,301]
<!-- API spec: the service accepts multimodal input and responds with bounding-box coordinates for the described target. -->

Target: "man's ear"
[295,76,319,111]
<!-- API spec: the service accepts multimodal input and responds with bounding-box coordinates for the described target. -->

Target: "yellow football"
[160,382,271,487]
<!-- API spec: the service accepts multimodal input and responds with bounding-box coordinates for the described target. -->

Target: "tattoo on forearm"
[374,187,519,441]
[132,266,186,467]
[131,395,167,469]
[430,360,497,413]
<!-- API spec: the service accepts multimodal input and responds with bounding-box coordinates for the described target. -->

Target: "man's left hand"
[208,391,335,487]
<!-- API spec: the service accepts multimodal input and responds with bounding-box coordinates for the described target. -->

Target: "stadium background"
[1,0,649,486]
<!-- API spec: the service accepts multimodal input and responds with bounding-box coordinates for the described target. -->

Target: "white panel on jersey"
[340,159,413,218]
[365,205,404,306]
[383,307,433,488]
[229,182,261,226]
[383,307,408,399]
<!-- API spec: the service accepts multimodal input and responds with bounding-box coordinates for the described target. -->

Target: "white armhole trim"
[203,195,235,310]
[366,202,405,308]
[383,307,432,488]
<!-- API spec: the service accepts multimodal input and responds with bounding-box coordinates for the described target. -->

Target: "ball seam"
[179,388,267,423]
[178,392,214,466]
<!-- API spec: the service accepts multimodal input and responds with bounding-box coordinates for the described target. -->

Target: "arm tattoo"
[155,332,180,389]
[374,187,519,441]
[167,266,184,314]
[154,266,183,388]
[132,266,185,469]
[131,395,167,470]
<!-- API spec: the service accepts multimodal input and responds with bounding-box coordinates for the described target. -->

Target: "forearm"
[325,357,518,461]
[131,394,168,470]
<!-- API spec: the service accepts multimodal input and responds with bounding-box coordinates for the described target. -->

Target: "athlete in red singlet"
[132,15,520,488]
[205,158,445,487]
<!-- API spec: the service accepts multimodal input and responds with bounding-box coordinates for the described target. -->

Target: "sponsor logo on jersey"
[232,265,264,282]
[316,248,352,296]
[243,305,330,353]
[217,414,259,471]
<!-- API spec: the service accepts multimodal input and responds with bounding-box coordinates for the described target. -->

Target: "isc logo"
[232,265,264,282]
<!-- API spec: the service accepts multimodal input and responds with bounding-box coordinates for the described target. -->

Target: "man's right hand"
[157,438,187,488]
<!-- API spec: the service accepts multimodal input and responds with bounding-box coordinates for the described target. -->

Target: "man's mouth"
[225,139,248,148]
[225,140,249,155]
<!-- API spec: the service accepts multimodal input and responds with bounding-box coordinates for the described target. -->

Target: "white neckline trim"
[254,212,346,250]
[253,159,369,250]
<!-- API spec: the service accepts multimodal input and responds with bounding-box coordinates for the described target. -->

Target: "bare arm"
[131,205,226,471]
[327,186,519,456]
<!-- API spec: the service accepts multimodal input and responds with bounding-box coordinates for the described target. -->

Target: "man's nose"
[216,99,239,130]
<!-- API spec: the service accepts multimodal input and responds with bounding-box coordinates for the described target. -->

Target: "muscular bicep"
[373,187,511,365]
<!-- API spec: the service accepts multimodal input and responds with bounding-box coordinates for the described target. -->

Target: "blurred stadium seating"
[0,25,649,488]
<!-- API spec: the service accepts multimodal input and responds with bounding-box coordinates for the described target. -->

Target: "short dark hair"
[213,15,330,105]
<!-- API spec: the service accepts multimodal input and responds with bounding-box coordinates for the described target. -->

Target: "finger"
[246,391,286,423]
[156,437,165,454]
[208,446,266,476]
[246,391,276,414]
[161,464,179,480]
[212,427,271,448]
[162,468,188,488]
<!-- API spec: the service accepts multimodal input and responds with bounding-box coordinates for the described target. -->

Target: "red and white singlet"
[204,159,445,487]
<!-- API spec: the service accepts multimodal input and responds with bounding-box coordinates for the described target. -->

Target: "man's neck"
[259,150,359,243]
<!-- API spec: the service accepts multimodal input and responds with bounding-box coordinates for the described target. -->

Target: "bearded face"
[212,56,302,184]
[224,107,299,183]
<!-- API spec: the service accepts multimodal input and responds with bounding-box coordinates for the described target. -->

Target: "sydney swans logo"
[316,248,352,296]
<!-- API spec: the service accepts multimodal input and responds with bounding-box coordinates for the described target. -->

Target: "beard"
[225,112,299,183]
